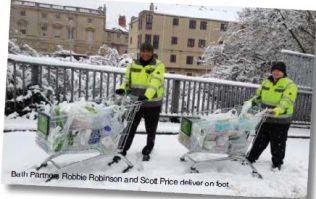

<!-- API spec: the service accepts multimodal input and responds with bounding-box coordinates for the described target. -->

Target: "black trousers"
[247,122,290,167]
[120,106,161,156]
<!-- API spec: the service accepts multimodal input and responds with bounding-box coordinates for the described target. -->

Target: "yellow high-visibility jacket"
[120,58,165,107]
[250,76,297,123]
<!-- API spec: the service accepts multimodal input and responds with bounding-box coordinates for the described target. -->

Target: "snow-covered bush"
[6,40,132,118]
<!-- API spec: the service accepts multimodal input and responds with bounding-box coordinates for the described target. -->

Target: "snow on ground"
[1,125,311,198]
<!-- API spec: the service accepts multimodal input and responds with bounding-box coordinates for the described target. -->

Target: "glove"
[271,107,283,116]
[138,95,148,101]
[115,89,125,96]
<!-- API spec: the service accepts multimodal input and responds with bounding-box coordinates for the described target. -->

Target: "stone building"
[128,4,232,75]
[9,0,128,55]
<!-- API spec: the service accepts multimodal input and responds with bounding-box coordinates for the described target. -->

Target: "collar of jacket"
[267,75,287,85]
[134,58,157,66]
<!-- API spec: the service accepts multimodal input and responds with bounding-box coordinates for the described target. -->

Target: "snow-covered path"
[1,128,310,198]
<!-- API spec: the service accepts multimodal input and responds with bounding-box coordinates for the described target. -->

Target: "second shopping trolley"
[178,106,266,178]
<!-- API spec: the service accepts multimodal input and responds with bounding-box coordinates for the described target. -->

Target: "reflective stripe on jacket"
[120,58,165,107]
[251,76,298,123]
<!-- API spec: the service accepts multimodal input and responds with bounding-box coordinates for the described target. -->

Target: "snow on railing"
[281,49,315,58]
[8,54,258,88]
[6,54,313,123]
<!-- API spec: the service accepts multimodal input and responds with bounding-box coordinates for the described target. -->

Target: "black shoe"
[271,164,282,171]
[142,146,152,155]
[113,156,121,163]
[246,157,255,164]
[142,154,150,161]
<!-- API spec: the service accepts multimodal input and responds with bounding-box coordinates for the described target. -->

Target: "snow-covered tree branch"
[201,8,315,83]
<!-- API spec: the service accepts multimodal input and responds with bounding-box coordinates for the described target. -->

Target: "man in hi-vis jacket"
[246,62,297,171]
[115,43,165,161]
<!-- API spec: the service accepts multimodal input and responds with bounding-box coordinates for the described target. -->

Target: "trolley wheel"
[108,156,121,166]
[252,171,263,179]
[241,161,248,166]
[190,167,199,173]
[122,165,133,173]
[45,174,59,183]
[36,163,48,171]
[180,157,186,162]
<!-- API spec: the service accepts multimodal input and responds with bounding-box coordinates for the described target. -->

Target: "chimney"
[150,2,154,11]
[118,15,126,28]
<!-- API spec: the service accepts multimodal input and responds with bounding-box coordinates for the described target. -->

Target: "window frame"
[187,38,195,47]
[189,20,196,29]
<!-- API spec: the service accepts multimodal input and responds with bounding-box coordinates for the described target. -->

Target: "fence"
[281,49,314,88]
[6,54,313,124]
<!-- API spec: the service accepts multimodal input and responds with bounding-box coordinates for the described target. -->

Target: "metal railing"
[281,49,314,88]
[6,54,313,124]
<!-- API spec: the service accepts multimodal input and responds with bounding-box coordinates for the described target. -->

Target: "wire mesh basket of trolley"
[35,96,141,181]
[178,105,266,178]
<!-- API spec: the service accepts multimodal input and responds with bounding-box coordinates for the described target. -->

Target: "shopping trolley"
[35,96,141,181]
[178,106,266,178]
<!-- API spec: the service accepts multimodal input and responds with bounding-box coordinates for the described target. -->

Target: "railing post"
[171,79,180,114]
[31,64,39,86]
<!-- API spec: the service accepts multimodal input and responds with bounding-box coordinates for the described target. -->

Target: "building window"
[53,28,61,38]
[187,38,195,47]
[20,29,26,35]
[145,34,151,44]
[186,56,193,65]
[55,14,61,20]
[20,10,26,16]
[68,28,74,40]
[170,54,176,63]
[18,22,27,35]
[145,14,153,29]
[130,37,132,44]
[200,21,207,30]
[173,18,179,26]
[117,33,121,39]
[171,37,178,45]
[87,30,94,42]
[138,17,142,30]
[197,56,203,65]
[137,34,142,48]
[41,25,48,36]
[198,39,206,48]
[88,18,93,23]
[153,35,159,49]
[189,20,196,29]
[41,12,47,19]
[220,23,228,32]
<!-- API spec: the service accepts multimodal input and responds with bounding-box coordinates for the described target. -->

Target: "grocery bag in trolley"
[179,109,241,154]
[36,100,127,154]
[35,98,141,179]
[178,106,266,178]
